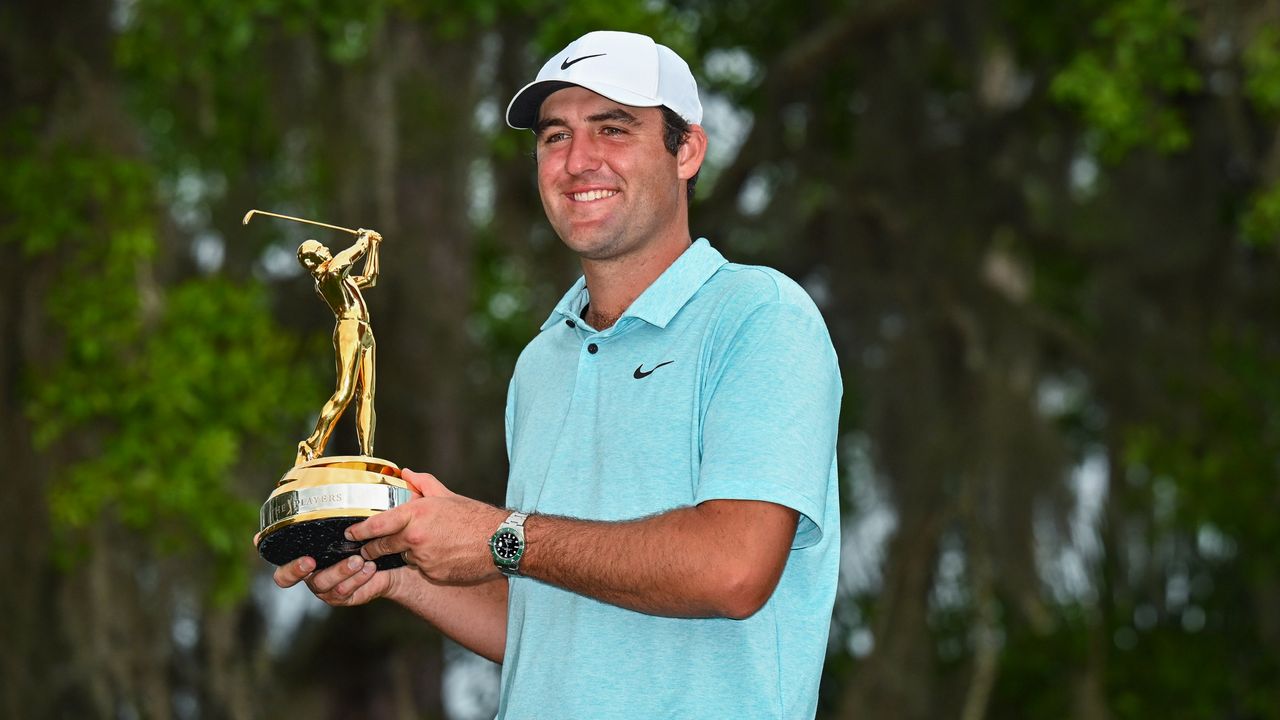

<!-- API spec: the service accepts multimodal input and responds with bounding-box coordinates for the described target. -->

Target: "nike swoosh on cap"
[561,53,606,70]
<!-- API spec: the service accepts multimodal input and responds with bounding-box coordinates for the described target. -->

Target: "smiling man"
[274,30,842,719]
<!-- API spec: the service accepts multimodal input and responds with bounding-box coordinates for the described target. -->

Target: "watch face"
[491,528,524,564]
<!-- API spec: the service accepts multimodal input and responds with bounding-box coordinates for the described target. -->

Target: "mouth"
[568,189,619,202]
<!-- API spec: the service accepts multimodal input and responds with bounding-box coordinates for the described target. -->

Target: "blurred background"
[3,0,1280,718]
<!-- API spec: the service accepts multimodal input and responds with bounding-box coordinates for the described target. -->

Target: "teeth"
[571,189,618,202]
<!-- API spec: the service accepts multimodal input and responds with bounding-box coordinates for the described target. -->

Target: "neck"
[585,306,621,331]
[581,233,692,330]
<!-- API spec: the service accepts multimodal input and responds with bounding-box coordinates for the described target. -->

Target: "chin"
[557,226,623,259]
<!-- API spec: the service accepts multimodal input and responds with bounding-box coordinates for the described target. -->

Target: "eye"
[541,131,569,145]
[601,126,626,136]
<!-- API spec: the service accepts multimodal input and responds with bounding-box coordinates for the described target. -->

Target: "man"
[295,229,381,464]
[275,31,841,718]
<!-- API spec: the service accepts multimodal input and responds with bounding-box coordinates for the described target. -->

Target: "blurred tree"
[3,0,1280,718]
[2,0,313,716]
[680,0,1280,718]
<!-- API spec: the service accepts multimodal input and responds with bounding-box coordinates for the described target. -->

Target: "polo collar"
[540,238,726,331]
[542,275,590,331]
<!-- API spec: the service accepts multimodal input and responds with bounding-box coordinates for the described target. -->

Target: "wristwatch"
[489,511,528,577]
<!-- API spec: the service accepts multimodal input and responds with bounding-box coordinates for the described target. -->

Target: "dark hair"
[660,106,699,202]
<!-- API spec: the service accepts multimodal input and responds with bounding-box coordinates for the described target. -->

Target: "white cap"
[506,30,702,130]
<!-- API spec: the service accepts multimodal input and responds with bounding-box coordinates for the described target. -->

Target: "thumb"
[400,467,451,497]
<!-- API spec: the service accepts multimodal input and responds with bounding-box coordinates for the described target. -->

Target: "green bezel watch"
[489,511,528,577]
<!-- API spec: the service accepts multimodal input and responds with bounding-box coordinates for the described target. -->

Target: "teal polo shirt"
[498,238,841,719]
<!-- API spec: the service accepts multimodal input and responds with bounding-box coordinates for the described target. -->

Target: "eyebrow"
[587,108,641,125]
[533,107,643,137]
[533,116,566,136]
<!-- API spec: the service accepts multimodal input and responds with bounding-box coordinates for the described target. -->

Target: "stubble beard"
[547,196,633,262]
[551,193,681,264]
[565,227,631,262]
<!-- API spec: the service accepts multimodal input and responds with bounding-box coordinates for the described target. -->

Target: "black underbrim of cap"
[506,81,577,129]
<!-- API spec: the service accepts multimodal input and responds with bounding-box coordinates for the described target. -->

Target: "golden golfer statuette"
[245,209,417,570]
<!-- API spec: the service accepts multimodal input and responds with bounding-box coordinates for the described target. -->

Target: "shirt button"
[565,319,576,328]
[587,343,599,354]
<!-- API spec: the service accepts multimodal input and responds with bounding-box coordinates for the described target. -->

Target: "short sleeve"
[504,375,517,507]
[504,375,516,462]
[695,300,841,549]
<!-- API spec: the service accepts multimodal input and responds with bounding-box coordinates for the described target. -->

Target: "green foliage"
[1050,0,1201,160]
[470,236,541,355]
[117,0,395,177]
[1241,183,1280,248]
[1108,620,1238,719]
[998,0,1107,65]
[33,273,314,601]
[988,609,1087,719]
[9,0,1280,712]
[1244,26,1280,116]
[1114,327,1280,714]
[3,133,313,601]
[118,0,279,170]
[1125,330,1280,559]
[40,277,313,601]
[400,0,500,38]
[0,121,153,258]
[526,0,695,58]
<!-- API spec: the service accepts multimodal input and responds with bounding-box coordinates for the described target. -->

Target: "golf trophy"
[245,209,417,570]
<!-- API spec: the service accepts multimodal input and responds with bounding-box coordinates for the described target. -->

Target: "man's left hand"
[349,469,507,584]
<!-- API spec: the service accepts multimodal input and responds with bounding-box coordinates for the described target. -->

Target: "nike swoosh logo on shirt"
[633,361,674,379]
[561,53,606,70]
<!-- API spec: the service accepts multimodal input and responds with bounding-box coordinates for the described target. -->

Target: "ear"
[676,124,708,183]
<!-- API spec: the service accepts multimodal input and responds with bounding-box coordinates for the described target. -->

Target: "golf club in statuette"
[244,209,418,570]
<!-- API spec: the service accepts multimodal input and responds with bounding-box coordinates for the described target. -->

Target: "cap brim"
[506,81,576,130]
[505,80,666,130]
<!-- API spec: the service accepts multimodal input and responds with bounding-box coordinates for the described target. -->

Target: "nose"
[564,133,602,176]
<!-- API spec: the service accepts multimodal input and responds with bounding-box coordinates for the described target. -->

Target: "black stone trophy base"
[254,456,417,571]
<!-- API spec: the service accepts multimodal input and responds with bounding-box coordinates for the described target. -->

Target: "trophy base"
[258,516,407,571]
[255,456,418,571]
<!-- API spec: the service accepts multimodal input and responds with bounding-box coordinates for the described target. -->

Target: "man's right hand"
[273,554,395,607]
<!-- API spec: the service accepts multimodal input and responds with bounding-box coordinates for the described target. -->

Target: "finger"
[358,532,407,561]
[401,468,450,497]
[346,565,398,606]
[306,555,366,594]
[329,560,379,599]
[274,556,316,588]
[346,503,412,542]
